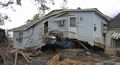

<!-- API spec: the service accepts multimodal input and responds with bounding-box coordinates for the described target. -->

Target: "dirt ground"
[0,46,120,65]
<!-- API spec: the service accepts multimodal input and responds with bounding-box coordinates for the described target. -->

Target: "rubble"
[47,54,95,65]
[0,43,119,65]
[0,30,120,65]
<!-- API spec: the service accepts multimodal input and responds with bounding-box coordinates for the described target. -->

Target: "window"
[103,24,107,29]
[57,20,64,26]
[70,17,76,27]
[44,21,48,34]
[111,38,120,48]
[94,24,97,31]
[80,17,83,23]
[19,32,23,43]
[80,17,83,21]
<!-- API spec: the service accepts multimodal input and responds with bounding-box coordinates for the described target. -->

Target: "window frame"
[94,24,97,31]
[44,21,48,34]
[69,16,77,27]
[18,32,23,43]
[57,20,65,26]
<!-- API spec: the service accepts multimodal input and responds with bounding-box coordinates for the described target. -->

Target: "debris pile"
[0,43,120,65]
[47,54,95,65]
[0,30,120,65]
[11,46,55,65]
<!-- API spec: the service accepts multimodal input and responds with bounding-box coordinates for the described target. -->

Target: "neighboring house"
[106,13,120,54]
[12,8,110,49]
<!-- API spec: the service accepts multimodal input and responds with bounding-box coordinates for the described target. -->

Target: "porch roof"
[111,32,120,39]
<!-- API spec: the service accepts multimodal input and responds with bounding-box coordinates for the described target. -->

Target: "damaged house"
[106,13,120,54]
[12,8,110,50]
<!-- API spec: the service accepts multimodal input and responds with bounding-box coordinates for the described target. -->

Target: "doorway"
[44,21,48,34]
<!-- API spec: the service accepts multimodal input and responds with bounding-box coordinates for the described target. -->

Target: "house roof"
[10,10,63,32]
[108,13,120,28]
[9,22,36,31]
[11,8,111,32]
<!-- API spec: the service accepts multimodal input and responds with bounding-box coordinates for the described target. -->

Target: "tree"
[26,13,40,23]
[0,0,60,8]
[0,13,9,25]
[35,0,67,15]
[0,0,15,25]
[0,0,67,25]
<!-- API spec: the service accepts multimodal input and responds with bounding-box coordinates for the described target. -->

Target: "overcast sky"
[0,0,120,29]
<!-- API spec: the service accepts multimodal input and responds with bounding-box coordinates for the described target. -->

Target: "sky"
[0,0,120,29]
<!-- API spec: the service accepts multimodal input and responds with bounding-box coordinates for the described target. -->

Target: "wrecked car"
[41,30,104,52]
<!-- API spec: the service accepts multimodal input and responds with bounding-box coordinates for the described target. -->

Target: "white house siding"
[13,21,45,49]
[27,22,45,47]
[68,27,77,39]
[13,31,24,49]
[67,12,108,46]
[106,30,113,47]
[67,12,94,45]
[93,13,108,45]
[67,16,77,39]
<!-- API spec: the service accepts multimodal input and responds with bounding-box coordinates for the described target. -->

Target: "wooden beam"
[19,51,30,63]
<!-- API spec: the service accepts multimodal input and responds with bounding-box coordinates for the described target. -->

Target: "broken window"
[94,24,97,31]
[103,33,106,43]
[44,21,48,34]
[57,20,65,26]
[18,32,23,43]
[70,17,76,27]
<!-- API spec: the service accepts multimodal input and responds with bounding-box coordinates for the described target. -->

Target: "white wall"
[93,13,108,44]
[67,12,108,45]
[67,16,77,39]
[13,21,45,49]
[13,31,24,49]
[68,12,94,45]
